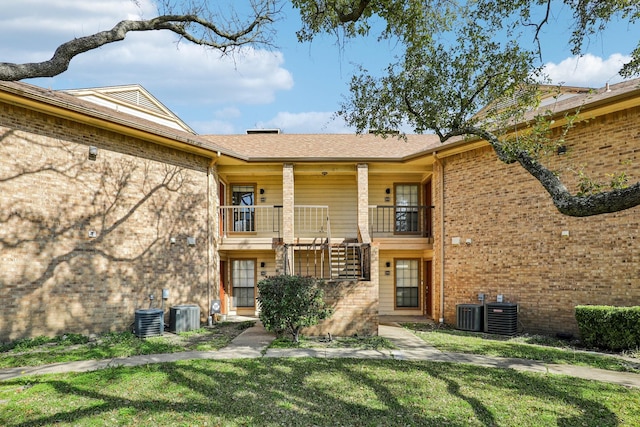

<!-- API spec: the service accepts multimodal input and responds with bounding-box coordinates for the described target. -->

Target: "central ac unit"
[134,308,164,338]
[456,304,483,332]
[485,302,518,335]
[169,304,201,333]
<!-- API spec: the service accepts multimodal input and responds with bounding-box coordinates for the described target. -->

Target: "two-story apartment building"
[1,79,638,342]
[204,132,439,335]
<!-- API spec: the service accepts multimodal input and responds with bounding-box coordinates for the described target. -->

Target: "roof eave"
[0,82,249,162]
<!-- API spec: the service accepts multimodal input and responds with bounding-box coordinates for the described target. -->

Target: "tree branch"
[522,0,551,60]
[334,0,372,23]
[442,125,640,217]
[0,9,275,81]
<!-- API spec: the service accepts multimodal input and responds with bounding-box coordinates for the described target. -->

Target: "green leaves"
[257,275,332,342]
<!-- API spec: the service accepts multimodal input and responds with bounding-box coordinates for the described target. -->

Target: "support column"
[282,164,295,273]
[356,163,370,243]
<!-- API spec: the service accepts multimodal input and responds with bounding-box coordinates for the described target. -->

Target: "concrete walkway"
[2,323,640,389]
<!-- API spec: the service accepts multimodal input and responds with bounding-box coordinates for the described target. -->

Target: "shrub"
[575,305,640,351]
[257,275,332,342]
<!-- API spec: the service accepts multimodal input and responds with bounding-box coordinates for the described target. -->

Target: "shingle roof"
[202,133,442,161]
[526,78,640,120]
[3,78,639,164]
[0,80,243,159]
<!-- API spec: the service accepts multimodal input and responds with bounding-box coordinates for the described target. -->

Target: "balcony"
[219,205,283,238]
[219,205,330,249]
[368,205,434,238]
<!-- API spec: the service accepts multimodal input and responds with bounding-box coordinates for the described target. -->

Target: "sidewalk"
[2,323,640,389]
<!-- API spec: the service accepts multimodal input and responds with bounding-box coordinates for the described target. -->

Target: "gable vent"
[108,90,164,114]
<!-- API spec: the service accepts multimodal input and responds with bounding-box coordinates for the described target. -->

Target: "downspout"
[207,154,219,321]
[434,152,445,324]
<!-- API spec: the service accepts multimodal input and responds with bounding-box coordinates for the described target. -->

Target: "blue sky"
[0,0,637,134]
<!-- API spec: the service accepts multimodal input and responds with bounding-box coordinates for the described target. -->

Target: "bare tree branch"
[0,3,277,81]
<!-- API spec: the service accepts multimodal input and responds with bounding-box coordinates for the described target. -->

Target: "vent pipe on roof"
[246,129,281,134]
[368,129,399,135]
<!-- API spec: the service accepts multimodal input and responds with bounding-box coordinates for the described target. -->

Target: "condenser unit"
[169,304,201,333]
[134,308,164,338]
[456,304,484,332]
[485,302,518,335]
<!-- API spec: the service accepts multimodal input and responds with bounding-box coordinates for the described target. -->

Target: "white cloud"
[61,31,294,106]
[543,53,632,87]
[0,0,294,126]
[0,0,152,56]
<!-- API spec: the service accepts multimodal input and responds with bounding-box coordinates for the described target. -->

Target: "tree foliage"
[257,275,332,343]
[292,0,640,217]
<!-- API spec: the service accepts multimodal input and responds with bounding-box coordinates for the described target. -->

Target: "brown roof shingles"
[202,133,442,161]
[4,78,639,163]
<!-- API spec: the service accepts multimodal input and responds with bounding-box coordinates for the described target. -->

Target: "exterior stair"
[330,240,362,279]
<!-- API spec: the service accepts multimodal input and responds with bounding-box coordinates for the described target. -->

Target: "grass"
[269,335,397,350]
[403,323,640,373]
[0,321,254,369]
[1,358,639,426]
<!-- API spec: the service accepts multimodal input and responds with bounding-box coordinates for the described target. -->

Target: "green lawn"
[405,325,640,373]
[1,358,639,426]
[0,322,254,369]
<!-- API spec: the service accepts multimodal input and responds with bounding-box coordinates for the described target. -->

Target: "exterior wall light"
[88,146,98,161]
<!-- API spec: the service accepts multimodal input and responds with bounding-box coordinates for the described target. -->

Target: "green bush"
[575,305,640,351]
[257,275,332,343]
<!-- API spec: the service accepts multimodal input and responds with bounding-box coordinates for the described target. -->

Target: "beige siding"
[295,174,358,240]
[378,250,426,315]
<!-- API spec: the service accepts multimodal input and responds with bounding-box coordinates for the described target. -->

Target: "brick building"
[0,79,638,342]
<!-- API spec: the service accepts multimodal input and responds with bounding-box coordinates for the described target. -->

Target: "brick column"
[356,163,370,243]
[432,153,445,324]
[282,164,295,273]
[282,163,294,244]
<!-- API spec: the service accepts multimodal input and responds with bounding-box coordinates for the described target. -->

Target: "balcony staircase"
[330,240,363,280]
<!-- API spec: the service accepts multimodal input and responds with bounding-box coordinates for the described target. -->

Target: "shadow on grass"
[0,359,627,427]
[407,327,640,373]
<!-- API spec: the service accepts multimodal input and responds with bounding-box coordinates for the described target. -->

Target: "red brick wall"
[439,106,640,335]
[0,103,211,342]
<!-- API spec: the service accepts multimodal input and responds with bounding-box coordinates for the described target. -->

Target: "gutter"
[0,82,249,161]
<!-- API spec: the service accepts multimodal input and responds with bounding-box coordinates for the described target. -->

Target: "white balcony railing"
[219,205,282,238]
[294,205,330,238]
[219,205,330,240]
